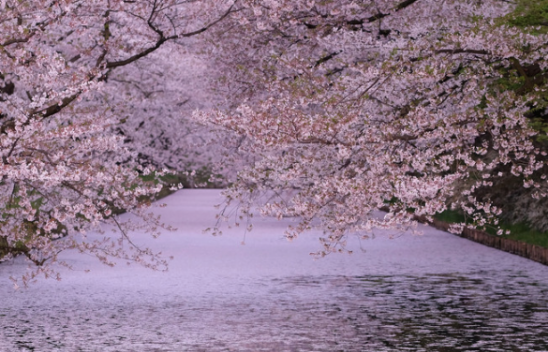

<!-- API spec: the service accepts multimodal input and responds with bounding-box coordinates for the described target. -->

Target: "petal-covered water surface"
[1,190,547,351]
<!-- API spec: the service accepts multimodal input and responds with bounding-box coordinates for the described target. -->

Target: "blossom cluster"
[196,0,548,253]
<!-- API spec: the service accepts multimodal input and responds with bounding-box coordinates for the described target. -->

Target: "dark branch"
[396,0,420,11]
[436,49,490,55]
[35,94,80,118]
[314,51,341,67]
[106,35,176,69]
[1,35,34,47]
[106,3,236,69]
[368,13,389,22]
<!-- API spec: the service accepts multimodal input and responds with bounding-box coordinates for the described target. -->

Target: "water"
[1,190,547,351]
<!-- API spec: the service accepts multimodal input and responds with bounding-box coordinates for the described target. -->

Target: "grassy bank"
[434,211,548,249]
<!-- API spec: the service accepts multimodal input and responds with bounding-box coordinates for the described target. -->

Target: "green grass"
[434,210,548,249]
[495,223,548,248]
[496,0,548,35]
[434,210,468,224]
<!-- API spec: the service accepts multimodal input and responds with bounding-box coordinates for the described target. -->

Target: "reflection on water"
[279,272,548,351]
[2,271,547,351]
[252,272,548,352]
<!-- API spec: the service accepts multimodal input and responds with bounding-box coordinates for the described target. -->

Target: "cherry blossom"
[0,0,235,285]
[195,0,548,254]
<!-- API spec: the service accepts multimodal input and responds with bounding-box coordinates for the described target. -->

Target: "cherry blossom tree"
[0,0,235,285]
[3,0,548,285]
[103,44,236,179]
[195,0,548,253]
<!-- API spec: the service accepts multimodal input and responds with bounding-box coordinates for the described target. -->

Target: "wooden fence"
[420,217,548,266]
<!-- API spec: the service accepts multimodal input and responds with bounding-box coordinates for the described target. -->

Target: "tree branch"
[395,0,420,11]
[436,48,490,55]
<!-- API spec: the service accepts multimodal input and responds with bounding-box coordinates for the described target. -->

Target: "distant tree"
[195,0,548,253]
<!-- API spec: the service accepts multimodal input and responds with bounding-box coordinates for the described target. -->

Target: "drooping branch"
[105,35,177,69]
[106,2,236,69]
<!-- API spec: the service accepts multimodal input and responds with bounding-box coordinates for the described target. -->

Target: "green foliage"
[138,167,222,201]
[434,209,468,224]
[529,115,548,143]
[476,95,488,110]
[493,74,526,93]
[487,53,548,143]
[506,0,548,33]
[180,166,224,189]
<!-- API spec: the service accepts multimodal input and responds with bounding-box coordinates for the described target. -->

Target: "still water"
[1,190,547,351]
